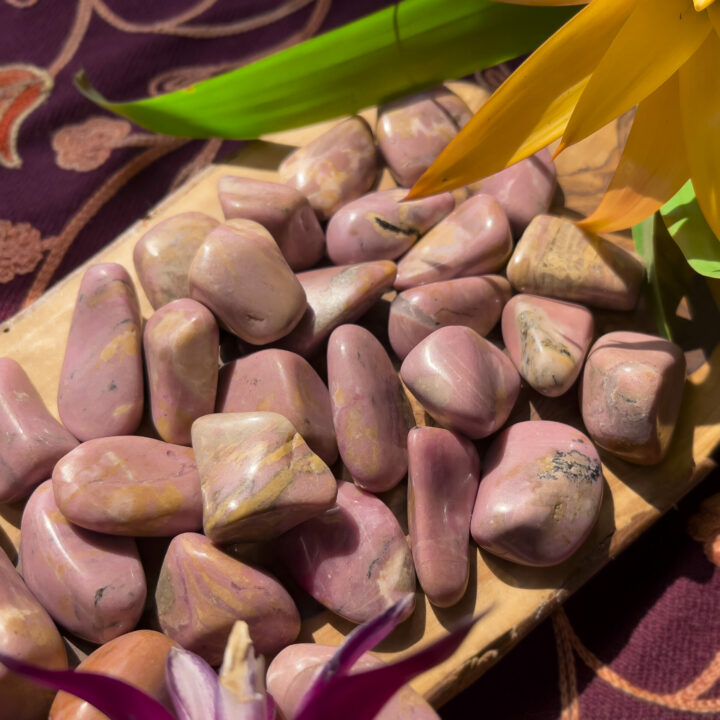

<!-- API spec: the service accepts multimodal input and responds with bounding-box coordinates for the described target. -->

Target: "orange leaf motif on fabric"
[0,64,53,169]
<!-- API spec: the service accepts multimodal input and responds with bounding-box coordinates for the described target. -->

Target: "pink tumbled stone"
[389,275,512,360]
[327,325,408,493]
[144,298,219,445]
[0,551,68,720]
[156,533,300,665]
[133,212,219,309]
[278,261,397,357]
[0,358,78,503]
[188,221,306,345]
[281,480,415,624]
[218,176,325,271]
[279,116,377,220]
[507,214,644,310]
[394,194,512,290]
[502,294,594,397]
[216,349,337,465]
[467,149,557,237]
[408,427,480,607]
[581,331,686,465]
[192,412,337,543]
[52,436,202,536]
[20,481,146,643]
[326,188,455,265]
[267,644,439,720]
[58,263,143,441]
[376,87,472,187]
[401,326,520,439]
[471,421,604,566]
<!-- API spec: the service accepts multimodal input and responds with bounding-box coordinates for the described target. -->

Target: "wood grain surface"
[1,82,718,708]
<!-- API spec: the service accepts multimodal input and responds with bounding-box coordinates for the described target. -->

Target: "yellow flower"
[408,0,720,239]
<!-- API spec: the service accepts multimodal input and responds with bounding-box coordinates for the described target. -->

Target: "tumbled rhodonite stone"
[325,188,454,265]
[507,214,644,310]
[217,349,337,465]
[394,194,512,290]
[279,116,377,220]
[49,631,178,720]
[467,149,557,237]
[218,175,325,270]
[267,644,440,720]
[471,420,604,566]
[58,263,144,440]
[401,325,520,439]
[281,480,416,624]
[133,212,219,309]
[389,275,512,360]
[581,331,686,464]
[53,436,202,536]
[188,221,306,344]
[502,293,594,397]
[278,261,397,357]
[156,532,300,665]
[0,358,78,503]
[327,324,408,493]
[144,298,219,445]
[192,412,337,543]
[376,87,472,187]
[21,481,146,644]
[0,551,67,720]
[408,427,480,607]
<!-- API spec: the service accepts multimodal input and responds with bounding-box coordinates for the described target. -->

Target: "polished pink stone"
[507,214,644,310]
[267,644,439,720]
[0,551,67,720]
[502,293,594,397]
[144,298,219,445]
[133,212,219,309]
[400,326,520,439]
[325,188,455,265]
[467,149,557,237]
[408,427,480,607]
[279,116,378,220]
[278,261,397,357]
[20,481,146,643]
[192,412,337,543]
[281,480,415,624]
[156,532,300,665]
[376,87,472,187]
[327,324,408,493]
[53,436,202,536]
[581,331,686,464]
[218,175,325,271]
[394,194,512,290]
[188,221,306,344]
[57,263,144,441]
[471,421,604,566]
[388,275,512,360]
[216,349,337,465]
[0,358,77,503]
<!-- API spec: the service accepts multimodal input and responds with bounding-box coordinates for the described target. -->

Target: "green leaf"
[75,0,576,139]
[660,179,720,278]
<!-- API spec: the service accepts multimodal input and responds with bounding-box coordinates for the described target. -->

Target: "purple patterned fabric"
[1,2,719,719]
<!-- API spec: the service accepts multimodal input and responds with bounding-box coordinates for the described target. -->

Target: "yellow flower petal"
[707,3,720,35]
[561,0,711,150]
[493,0,589,5]
[679,33,720,241]
[694,0,715,10]
[578,73,689,233]
[407,0,635,198]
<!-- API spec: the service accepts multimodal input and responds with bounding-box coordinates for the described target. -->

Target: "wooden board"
[2,82,720,708]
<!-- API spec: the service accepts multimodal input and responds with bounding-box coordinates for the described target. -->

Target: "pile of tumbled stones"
[0,84,687,720]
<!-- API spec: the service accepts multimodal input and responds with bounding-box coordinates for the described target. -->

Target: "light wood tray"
[2,82,719,708]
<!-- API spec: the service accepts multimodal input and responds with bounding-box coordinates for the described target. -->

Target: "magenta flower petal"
[294,614,478,720]
[0,652,175,720]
